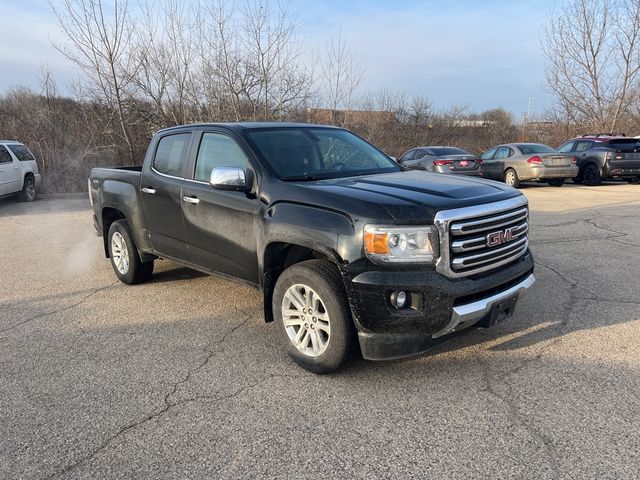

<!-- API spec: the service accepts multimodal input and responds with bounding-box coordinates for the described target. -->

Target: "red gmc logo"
[486,227,515,247]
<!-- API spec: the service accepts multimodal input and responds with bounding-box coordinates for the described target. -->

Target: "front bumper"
[433,167,483,176]
[357,273,534,361]
[521,165,578,181]
[343,251,535,360]
[34,173,42,189]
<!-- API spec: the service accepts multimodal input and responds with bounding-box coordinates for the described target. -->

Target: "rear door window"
[495,147,512,159]
[6,144,35,161]
[574,140,594,152]
[0,146,12,164]
[153,133,191,177]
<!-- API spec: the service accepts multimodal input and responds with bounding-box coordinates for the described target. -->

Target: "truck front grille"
[434,196,530,278]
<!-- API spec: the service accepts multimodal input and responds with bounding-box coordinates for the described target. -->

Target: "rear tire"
[504,168,520,188]
[108,220,154,284]
[273,259,355,374]
[548,178,565,187]
[20,175,36,202]
[582,164,602,186]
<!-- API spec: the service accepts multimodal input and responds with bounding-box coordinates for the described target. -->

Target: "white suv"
[0,141,41,201]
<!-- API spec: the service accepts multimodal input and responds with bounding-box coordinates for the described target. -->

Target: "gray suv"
[558,134,640,185]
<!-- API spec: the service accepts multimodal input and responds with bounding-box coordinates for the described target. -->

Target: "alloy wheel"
[111,231,130,274]
[25,178,35,200]
[281,284,331,357]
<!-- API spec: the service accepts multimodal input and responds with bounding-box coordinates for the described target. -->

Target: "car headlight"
[364,225,439,264]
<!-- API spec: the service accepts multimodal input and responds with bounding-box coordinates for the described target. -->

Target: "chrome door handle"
[141,187,156,194]
[182,195,200,204]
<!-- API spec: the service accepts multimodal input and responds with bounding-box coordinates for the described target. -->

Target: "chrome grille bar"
[434,196,530,278]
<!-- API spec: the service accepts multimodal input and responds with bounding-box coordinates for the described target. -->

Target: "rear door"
[0,145,21,194]
[140,132,193,260]
[181,130,261,284]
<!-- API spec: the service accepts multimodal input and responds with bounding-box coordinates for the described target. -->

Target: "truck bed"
[91,166,143,186]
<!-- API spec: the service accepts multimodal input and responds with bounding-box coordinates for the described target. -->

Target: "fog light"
[390,290,408,309]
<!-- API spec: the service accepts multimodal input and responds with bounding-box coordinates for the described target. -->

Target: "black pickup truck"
[89,123,535,373]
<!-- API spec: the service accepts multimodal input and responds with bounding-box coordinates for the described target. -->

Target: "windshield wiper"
[281,174,325,181]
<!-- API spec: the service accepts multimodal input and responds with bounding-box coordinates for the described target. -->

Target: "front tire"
[273,259,354,373]
[108,220,154,284]
[504,168,520,188]
[20,175,36,202]
[582,164,602,186]
[548,178,565,187]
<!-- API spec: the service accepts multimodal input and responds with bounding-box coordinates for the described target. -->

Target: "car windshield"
[428,147,469,156]
[517,144,556,155]
[244,127,400,180]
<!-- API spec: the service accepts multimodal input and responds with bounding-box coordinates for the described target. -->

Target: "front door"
[181,131,261,284]
[139,132,192,261]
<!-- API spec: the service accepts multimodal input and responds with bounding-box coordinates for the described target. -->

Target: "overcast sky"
[0,0,557,117]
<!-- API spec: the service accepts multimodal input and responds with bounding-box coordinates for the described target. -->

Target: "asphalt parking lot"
[1,183,639,480]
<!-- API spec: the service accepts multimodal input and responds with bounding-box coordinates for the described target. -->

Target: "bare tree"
[319,29,364,126]
[542,0,640,131]
[50,0,137,164]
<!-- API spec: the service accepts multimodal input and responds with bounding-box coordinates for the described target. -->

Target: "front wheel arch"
[262,241,343,323]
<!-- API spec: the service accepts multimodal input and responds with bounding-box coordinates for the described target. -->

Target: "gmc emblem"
[486,227,516,247]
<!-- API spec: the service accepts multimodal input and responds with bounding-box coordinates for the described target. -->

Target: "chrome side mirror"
[210,167,248,191]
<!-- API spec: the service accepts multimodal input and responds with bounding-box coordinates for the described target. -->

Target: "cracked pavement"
[1,183,640,479]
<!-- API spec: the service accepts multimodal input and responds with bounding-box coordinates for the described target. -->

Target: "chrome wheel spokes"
[282,284,330,357]
[111,232,129,275]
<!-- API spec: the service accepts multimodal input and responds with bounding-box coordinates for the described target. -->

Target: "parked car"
[0,141,41,201]
[89,122,535,373]
[398,146,482,176]
[557,134,640,185]
[480,143,578,188]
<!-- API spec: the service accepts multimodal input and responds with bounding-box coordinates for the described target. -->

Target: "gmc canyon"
[89,123,535,373]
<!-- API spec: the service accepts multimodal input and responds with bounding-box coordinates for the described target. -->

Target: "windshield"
[517,144,556,154]
[244,127,400,180]
[428,147,469,156]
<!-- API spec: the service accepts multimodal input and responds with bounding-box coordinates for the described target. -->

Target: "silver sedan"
[480,143,579,187]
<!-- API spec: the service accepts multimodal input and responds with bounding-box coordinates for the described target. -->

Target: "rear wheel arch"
[582,162,602,185]
[101,207,127,257]
[262,241,343,323]
[20,172,36,201]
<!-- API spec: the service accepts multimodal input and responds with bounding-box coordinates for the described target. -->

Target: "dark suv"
[558,134,640,185]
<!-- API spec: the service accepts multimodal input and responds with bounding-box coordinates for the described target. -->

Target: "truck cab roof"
[155,122,339,135]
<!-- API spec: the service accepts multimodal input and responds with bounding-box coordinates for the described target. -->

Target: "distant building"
[456,119,495,128]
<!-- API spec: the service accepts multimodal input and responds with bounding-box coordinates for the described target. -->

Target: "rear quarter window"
[0,145,13,163]
[153,133,191,177]
[7,144,35,161]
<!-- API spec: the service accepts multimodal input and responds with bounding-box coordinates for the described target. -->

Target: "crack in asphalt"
[46,306,256,480]
[531,214,640,248]
[481,364,561,478]
[477,256,586,479]
[480,210,638,475]
[0,281,119,335]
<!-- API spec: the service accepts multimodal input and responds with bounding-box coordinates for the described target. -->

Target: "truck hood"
[290,170,521,223]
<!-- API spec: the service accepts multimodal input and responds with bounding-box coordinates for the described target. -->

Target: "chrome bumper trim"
[432,273,535,338]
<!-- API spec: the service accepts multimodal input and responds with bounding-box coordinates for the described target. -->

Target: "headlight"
[364,225,439,264]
